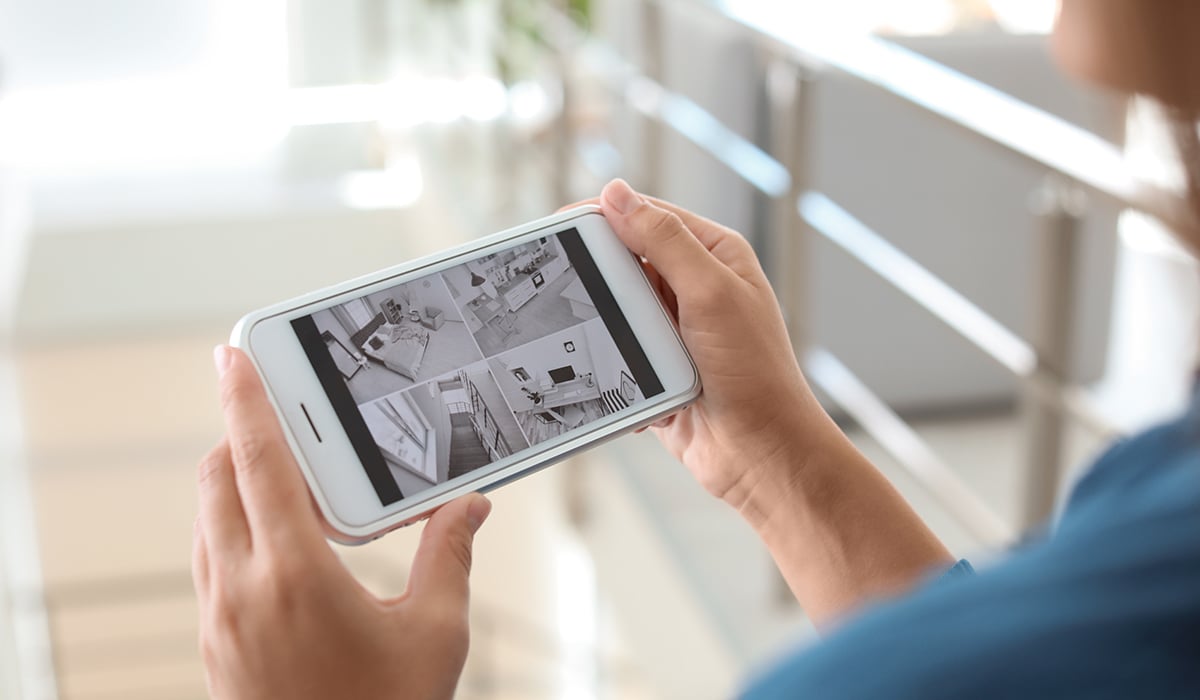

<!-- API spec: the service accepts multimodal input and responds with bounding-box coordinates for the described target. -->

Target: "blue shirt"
[744,398,1200,698]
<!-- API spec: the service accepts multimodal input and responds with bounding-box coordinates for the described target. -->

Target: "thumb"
[600,179,724,300]
[407,493,492,608]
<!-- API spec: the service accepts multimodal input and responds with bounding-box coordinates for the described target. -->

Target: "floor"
[472,270,599,357]
[448,411,490,478]
[344,318,479,405]
[516,398,608,446]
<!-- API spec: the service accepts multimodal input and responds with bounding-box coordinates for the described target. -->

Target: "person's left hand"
[193,346,491,700]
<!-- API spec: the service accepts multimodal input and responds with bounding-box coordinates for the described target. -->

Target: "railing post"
[550,0,574,207]
[1020,178,1085,529]
[638,0,665,196]
[766,58,814,354]
[766,57,814,605]
[0,351,59,700]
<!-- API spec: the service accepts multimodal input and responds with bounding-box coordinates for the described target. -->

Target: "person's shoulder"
[743,521,1200,699]
[1062,402,1200,527]
[742,406,1200,700]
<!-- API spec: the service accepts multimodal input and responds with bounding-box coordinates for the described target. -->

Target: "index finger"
[580,184,748,268]
[560,191,733,252]
[638,195,739,252]
[214,345,323,546]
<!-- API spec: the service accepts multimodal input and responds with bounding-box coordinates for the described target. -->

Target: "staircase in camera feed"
[444,373,513,480]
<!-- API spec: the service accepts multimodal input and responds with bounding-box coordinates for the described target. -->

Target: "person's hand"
[566,183,954,623]
[593,180,836,514]
[193,346,492,700]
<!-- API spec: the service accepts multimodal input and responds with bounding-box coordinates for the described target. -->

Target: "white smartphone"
[231,205,701,544]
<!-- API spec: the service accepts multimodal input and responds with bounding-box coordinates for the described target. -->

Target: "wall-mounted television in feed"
[548,366,576,384]
[291,228,665,506]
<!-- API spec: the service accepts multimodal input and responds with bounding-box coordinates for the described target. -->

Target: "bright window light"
[337,156,424,211]
[0,0,289,174]
[989,0,1057,34]
[0,74,522,174]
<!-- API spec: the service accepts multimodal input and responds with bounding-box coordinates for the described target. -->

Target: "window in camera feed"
[292,228,665,505]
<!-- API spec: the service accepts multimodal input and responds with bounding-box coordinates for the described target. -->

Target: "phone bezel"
[231,206,700,544]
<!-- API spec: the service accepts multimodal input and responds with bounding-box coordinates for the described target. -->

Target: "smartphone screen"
[290,228,665,506]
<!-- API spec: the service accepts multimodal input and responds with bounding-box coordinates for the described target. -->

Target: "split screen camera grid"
[310,234,646,497]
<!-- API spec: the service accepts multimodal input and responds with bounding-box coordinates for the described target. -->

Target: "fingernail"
[213,345,232,378]
[466,494,492,534]
[604,179,643,215]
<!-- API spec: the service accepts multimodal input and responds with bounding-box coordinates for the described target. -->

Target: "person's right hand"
[597,179,834,514]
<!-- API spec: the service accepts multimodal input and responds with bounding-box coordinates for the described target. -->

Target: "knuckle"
[645,209,685,240]
[204,587,244,645]
[207,577,240,615]
[421,600,470,645]
[684,271,728,309]
[254,558,312,613]
[196,445,226,488]
[218,375,252,411]
[447,531,475,576]
[231,433,272,477]
[640,210,689,260]
[727,229,754,253]
[264,547,310,586]
[198,629,217,668]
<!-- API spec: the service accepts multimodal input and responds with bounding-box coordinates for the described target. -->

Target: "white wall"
[582,320,628,394]
[407,381,452,481]
[365,277,457,322]
[490,325,597,410]
[442,265,474,308]
[312,308,361,359]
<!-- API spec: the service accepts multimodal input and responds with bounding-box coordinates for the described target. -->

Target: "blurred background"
[1,0,1196,698]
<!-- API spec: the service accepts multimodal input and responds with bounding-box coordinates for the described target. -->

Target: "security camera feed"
[292,228,665,506]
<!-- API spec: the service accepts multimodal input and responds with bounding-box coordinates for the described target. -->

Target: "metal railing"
[0,353,57,700]
[549,0,1197,544]
[461,371,514,461]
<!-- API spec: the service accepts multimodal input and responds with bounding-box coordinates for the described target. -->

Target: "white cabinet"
[540,254,569,285]
[463,306,483,333]
[503,277,537,311]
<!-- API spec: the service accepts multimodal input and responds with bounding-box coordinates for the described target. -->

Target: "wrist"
[725,413,955,624]
[719,397,836,532]
[737,430,846,537]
